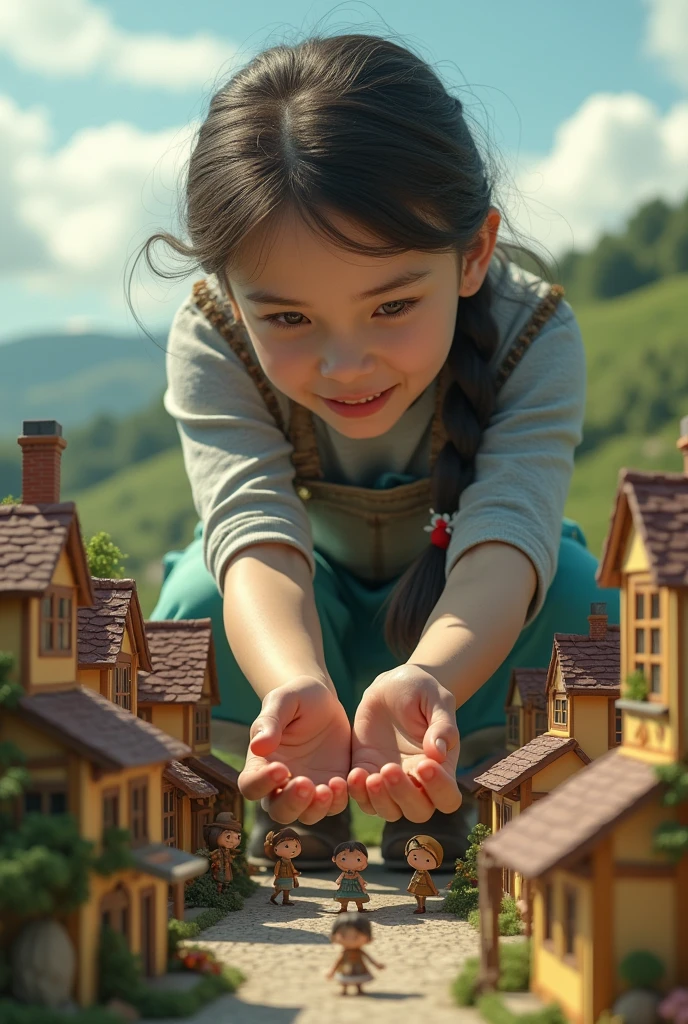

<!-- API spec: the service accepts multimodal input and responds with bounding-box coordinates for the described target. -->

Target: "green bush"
[99,925,242,1018]
[0,814,94,915]
[167,909,225,958]
[452,941,531,1006]
[444,883,480,917]
[85,532,127,578]
[92,827,135,875]
[183,868,244,912]
[618,950,665,988]
[0,1002,120,1024]
[477,992,567,1024]
[467,896,522,936]
[624,671,649,702]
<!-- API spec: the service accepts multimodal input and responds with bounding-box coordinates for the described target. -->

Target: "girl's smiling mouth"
[320,385,398,417]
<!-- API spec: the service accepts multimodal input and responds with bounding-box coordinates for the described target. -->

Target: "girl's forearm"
[408,541,537,707]
[222,542,332,699]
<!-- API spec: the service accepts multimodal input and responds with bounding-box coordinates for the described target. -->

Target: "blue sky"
[1,0,687,341]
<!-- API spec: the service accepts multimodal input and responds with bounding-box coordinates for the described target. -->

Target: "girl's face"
[333,848,368,872]
[226,207,499,440]
[217,829,241,850]
[333,926,369,949]
[407,848,438,871]
[274,837,301,859]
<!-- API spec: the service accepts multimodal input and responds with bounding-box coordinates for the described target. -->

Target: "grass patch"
[0,1005,120,1024]
[467,895,523,936]
[477,993,567,1024]
[453,941,531,1006]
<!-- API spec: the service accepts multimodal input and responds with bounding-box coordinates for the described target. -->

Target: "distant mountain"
[0,330,167,438]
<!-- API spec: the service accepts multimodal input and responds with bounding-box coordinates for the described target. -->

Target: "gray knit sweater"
[164,258,586,622]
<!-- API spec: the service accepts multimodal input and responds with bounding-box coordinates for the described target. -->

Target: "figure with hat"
[202,812,243,893]
[264,828,302,906]
[405,835,443,914]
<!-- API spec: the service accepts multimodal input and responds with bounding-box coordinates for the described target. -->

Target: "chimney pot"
[678,415,688,476]
[588,601,608,640]
[17,420,67,505]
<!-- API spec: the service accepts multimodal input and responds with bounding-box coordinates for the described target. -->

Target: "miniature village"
[0,415,687,1024]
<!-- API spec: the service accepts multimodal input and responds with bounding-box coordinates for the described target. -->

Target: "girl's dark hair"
[333,841,369,859]
[204,824,229,850]
[264,827,301,858]
[133,33,553,655]
[331,912,372,940]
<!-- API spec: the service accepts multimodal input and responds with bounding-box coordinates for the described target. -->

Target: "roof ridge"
[0,501,77,516]
[90,577,137,589]
[144,618,212,630]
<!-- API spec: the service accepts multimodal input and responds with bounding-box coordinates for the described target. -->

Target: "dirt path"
[157,852,482,1024]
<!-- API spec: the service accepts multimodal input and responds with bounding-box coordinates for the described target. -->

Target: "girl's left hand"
[348,664,461,821]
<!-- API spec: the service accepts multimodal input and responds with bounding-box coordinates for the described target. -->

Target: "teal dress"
[335,872,370,903]
[150,512,619,753]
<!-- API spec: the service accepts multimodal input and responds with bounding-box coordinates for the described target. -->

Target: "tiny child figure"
[202,812,242,893]
[265,827,302,906]
[405,835,443,914]
[332,841,371,913]
[327,913,384,996]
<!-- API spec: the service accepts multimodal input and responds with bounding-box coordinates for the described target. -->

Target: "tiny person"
[265,827,302,906]
[405,835,443,914]
[332,841,371,913]
[327,913,384,996]
[202,812,242,893]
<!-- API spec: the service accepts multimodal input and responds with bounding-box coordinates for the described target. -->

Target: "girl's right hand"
[238,676,351,824]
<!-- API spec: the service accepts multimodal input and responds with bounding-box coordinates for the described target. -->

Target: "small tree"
[86,531,128,578]
[444,823,492,917]
[0,494,19,505]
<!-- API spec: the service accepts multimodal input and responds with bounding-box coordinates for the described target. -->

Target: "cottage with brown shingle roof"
[76,578,152,716]
[138,618,242,848]
[476,417,688,1024]
[0,421,209,1008]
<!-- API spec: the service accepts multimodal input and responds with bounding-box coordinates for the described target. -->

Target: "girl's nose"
[319,340,376,381]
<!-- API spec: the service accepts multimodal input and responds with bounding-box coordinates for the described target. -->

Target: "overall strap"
[494,284,565,392]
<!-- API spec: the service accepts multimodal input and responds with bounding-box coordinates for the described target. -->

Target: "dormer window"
[553,696,568,727]
[506,709,520,746]
[114,660,132,711]
[40,587,73,655]
[631,581,664,698]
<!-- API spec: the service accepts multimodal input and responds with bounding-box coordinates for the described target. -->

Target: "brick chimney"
[678,415,688,476]
[17,421,67,505]
[588,601,608,640]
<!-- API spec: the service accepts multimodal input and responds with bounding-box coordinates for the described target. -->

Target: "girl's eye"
[376,298,418,318]
[263,311,309,329]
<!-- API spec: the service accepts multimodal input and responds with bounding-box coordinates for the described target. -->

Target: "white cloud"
[1,93,198,317]
[503,93,688,256]
[643,0,688,91]
[0,0,237,91]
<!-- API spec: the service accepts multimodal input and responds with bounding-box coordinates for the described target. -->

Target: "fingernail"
[297,785,310,798]
[435,738,447,756]
[418,764,435,781]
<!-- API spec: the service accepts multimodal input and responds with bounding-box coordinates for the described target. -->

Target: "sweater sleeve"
[163,296,315,593]
[444,304,586,624]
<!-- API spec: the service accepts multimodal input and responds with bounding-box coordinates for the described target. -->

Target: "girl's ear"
[459,206,501,298]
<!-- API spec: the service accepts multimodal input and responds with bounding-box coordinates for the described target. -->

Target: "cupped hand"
[238,676,351,825]
[348,664,461,822]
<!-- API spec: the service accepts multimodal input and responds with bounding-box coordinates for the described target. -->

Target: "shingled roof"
[507,668,548,712]
[481,748,661,877]
[138,619,220,705]
[16,686,189,770]
[598,470,688,589]
[0,503,93,605]
[78,578,152,671]
[457,749,509,796]
[552,626,620,695]
[474,734,590,795]
[187,753,239,790]
[164,760,218,799]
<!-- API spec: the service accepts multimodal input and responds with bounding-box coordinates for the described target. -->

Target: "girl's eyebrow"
[244,268,432,306]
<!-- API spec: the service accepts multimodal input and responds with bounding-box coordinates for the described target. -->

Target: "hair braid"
[384,274,499,657]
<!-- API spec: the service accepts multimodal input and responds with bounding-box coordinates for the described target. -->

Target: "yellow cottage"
[0,420,208,1007]
[477,422,688,1024]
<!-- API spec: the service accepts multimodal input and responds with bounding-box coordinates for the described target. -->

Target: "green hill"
[0,329,167,437]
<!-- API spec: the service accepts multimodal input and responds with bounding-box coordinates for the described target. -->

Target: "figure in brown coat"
[265,828,302,906]
[202,812,243,893]
[405,835,443,914]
